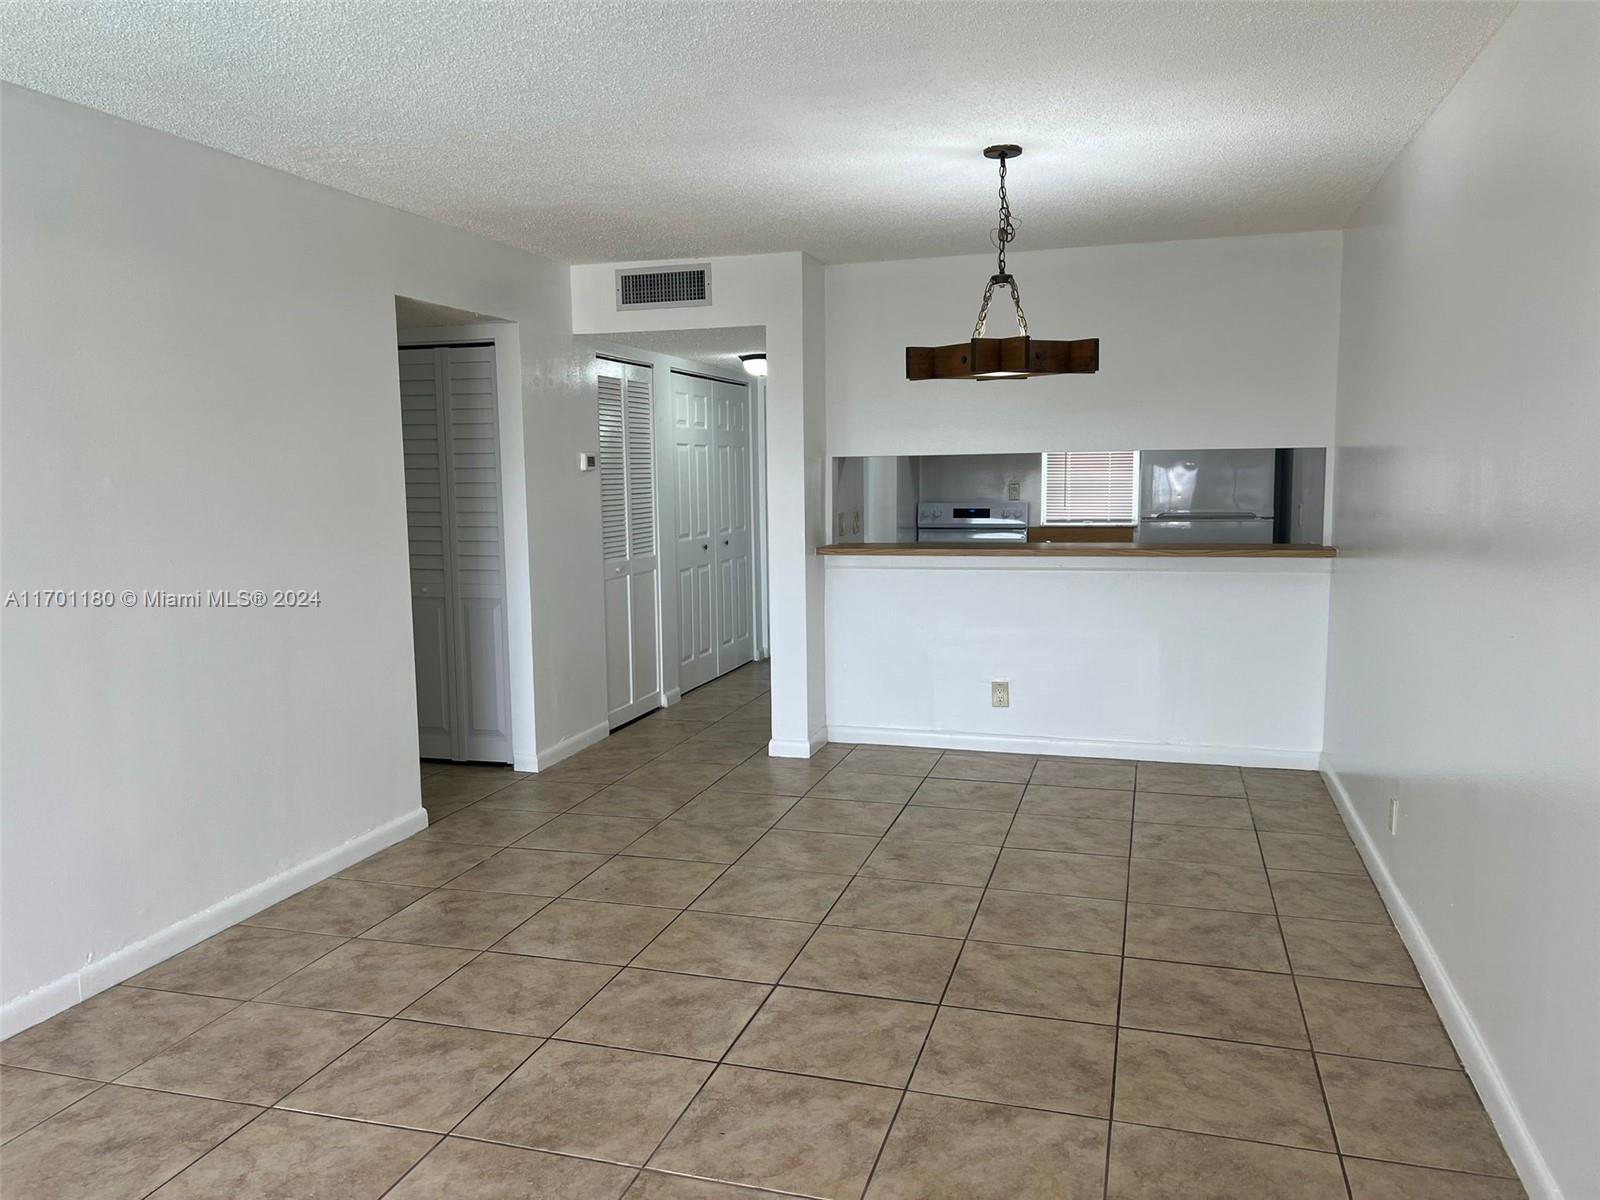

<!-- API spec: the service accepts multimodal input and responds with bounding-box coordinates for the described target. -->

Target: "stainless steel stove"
[915,499,1030,543]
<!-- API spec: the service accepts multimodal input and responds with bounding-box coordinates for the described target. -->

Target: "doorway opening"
[579,327,770,730]
[395,296,534,768]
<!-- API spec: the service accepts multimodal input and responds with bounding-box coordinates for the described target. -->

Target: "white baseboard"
[529,720,610,772]
[0,807,427,1039]
[768,725,829,759]
[1323,761,1558,1200]
[824,724,1321,769]
[664,688,683,706]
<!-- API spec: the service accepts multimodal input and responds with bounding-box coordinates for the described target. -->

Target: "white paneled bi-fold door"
[672,370,755,695]
[671,372,717,693]
[400,345,514,763]
[712,378,755,672]
[599,359,662,727]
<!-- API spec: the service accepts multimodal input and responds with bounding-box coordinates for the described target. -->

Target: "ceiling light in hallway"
[739,353,768,377]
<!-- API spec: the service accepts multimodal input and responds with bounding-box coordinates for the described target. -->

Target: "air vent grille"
[616,264,711,310]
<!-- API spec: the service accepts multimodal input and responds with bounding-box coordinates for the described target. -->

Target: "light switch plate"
[577,451,598,472]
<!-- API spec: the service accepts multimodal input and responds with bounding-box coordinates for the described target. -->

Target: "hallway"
[1,662,1521,1198]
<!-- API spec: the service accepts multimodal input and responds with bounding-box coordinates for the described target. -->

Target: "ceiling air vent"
[616,264,711,310]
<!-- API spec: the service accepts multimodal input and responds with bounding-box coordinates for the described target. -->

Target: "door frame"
[398,321,537,768]
[584,339,768,706]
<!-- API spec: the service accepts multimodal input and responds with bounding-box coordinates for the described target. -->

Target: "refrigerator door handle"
[1147,511,1268,521]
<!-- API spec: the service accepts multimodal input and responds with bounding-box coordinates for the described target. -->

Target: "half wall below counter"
[822,550,1332,767]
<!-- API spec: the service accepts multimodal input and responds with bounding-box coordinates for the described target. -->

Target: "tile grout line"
[1268,855,1357,1200]
[857,747,1026,1199]
[95,1061,1521,1190]
[19,714,1490,1195]
[13,668,771,1197]
[1100,759,1150,1193]
[391,672,777,1191]
[626,742,935,1193]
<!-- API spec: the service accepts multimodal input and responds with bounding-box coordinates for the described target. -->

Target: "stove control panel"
[918,501,1030,525]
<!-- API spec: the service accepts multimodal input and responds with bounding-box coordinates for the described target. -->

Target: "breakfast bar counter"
[818,539,1334,768]
[817,542,1335,557]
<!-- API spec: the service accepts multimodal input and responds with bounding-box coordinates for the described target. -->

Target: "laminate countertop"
[816,542,1336,558]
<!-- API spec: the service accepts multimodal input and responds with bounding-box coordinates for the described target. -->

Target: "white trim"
[0,808,427,1038]
[531,720,610,771]
[768,725,829,759]
[607,692,662,730]
[1323,761,1558,1200]
[663,688,683,706]
[827,724,1321,769]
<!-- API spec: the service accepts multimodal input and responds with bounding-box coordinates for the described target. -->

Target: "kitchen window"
[1041,450,1138,524]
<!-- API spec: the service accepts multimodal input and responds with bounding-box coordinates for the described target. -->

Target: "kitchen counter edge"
[816,542,1336,558]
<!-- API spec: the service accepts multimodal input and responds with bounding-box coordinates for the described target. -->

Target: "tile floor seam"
[1104,754,1137,1198]
[1266,841,1357,1200]
[0,1073,109,1144]
[113,1072,1514,1198]
[636,751,923,1193]
[14,686,1518,1200]
[856,749,1032,1200]
[424,702,771,1179]
[126,1098,295,1200]
[628,791,903,1194]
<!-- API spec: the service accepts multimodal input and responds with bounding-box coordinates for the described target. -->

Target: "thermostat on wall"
[578,451,598,472]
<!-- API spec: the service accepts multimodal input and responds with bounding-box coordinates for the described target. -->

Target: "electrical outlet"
[836,512,845,537]
[1007,478,1021,501]
[1388,797,1400,835]
[991,680,1010,708]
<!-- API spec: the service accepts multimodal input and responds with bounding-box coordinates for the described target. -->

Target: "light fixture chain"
[1008,277,1030,337]
[973,278,997,338]
[994,153,1016,276]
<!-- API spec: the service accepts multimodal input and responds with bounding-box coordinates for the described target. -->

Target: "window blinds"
[1042,451,1138,523]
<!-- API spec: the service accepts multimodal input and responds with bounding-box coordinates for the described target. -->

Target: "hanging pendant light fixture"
[906,145,1098,381]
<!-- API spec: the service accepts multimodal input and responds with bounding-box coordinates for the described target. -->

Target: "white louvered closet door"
[599,359,662,727]
[401,345,513,763]
[400,349,455,759]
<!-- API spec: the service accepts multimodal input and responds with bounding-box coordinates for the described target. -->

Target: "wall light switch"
[991,680,1010,708]
[1388,797,1400,835]
[577,451,598,472]
[852,510,862,534]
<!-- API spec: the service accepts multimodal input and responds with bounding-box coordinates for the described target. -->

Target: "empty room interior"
[1,2,1596,1198]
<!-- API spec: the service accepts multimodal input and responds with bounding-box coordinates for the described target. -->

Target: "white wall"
[916,453,1043,520]
[571,254,829,755]
[827,558,1330,767]
[0,86,602,1031]
[1322,6,1600,1197]
[826,231,1342,457]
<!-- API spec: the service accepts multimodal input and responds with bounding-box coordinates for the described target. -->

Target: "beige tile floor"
[0,660,1527,1199]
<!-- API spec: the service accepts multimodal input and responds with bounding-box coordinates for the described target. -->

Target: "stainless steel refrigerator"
[1136,449,1277,544]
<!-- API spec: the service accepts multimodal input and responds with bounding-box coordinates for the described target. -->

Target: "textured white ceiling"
[584,327,766,372]
[0,2,1508,264]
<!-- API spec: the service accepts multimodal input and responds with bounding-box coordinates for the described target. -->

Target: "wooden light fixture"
[906,145,1099,381]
